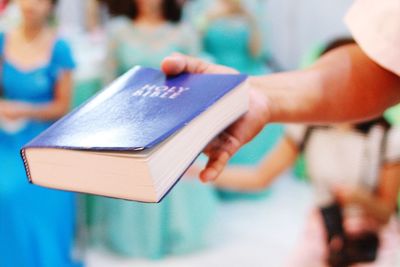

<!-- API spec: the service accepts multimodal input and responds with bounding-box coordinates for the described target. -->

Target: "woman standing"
[86,0,217,259]
[0,0,80,266]
[199,0,280,201]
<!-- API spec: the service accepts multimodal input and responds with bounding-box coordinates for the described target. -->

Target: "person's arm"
[335,162,400,225]
[85,0,101,32]
[161,44,400,182]
[244,12,262,58]
[212,137,299,191]
[255,44,400,124]
[0,70,73,121]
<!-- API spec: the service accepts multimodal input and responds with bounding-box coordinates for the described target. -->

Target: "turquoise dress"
[0,33,81,267]
[86,18,217,259]
[203,16,282,200]
[203,16,271,75]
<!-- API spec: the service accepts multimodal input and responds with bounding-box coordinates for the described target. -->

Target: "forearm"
[369,163,400,224]
[336,164,400,225]
[22,101,69,121]
[1,99,68,121]
[213,138,298,191]
[250,44,400,124]
[0,99,68,121]
[355,192,393,224]
[213,167,267,192]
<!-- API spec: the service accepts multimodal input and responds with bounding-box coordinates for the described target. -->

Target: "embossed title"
[131,84,190,99]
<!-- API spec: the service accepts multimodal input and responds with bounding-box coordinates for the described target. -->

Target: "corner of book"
[20,148,33,184]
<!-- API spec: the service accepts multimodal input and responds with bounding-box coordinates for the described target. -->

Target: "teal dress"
[203,16,271,75]
[85,18,217,259]
[0,33,81,267]
[203,16,282,200]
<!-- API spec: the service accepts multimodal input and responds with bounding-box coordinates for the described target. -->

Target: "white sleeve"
[384,126,400,163]
[284,124,308,148]
[345,0,400,76]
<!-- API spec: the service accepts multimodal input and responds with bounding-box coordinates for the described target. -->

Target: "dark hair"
[353,117,391,134]
[321,37,356,55]
[101,0,182,23]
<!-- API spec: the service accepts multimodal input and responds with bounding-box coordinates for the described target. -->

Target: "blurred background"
[0,0,399,267]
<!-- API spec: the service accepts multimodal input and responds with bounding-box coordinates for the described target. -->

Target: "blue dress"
[0,33,81,267]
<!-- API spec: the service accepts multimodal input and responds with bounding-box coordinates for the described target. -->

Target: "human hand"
[161,53,270,182]
[0,100,28,121]
[333,185,367,206]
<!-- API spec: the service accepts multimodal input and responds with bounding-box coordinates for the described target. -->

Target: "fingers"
[161,53,209,75]
[161,53,237,75]
[200,132,241,182]
[161,53,187,75]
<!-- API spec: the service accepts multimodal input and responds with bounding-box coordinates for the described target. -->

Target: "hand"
[333,185,366,206]
[161,53,270,182]
[0,100,30,121]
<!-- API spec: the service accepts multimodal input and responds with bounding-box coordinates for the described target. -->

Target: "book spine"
[20,149,33,183]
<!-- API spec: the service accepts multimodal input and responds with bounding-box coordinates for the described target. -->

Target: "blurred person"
[195,117,400,267]
[0,0,81,266]
[85,0,217,260]
[195,0,280,201]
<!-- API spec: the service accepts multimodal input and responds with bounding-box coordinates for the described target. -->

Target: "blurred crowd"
[0,0,399,267]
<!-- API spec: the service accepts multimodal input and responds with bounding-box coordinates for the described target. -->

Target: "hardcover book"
[21,66,248,203]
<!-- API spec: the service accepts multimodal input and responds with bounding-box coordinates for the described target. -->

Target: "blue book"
[21,66,248,202]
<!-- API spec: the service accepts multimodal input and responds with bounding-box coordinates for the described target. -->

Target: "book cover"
[21,66,247,152]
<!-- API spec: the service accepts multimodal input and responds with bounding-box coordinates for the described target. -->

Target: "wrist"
[248,76,273,125]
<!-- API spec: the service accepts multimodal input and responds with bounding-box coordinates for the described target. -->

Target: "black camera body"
[321,203,379,267]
